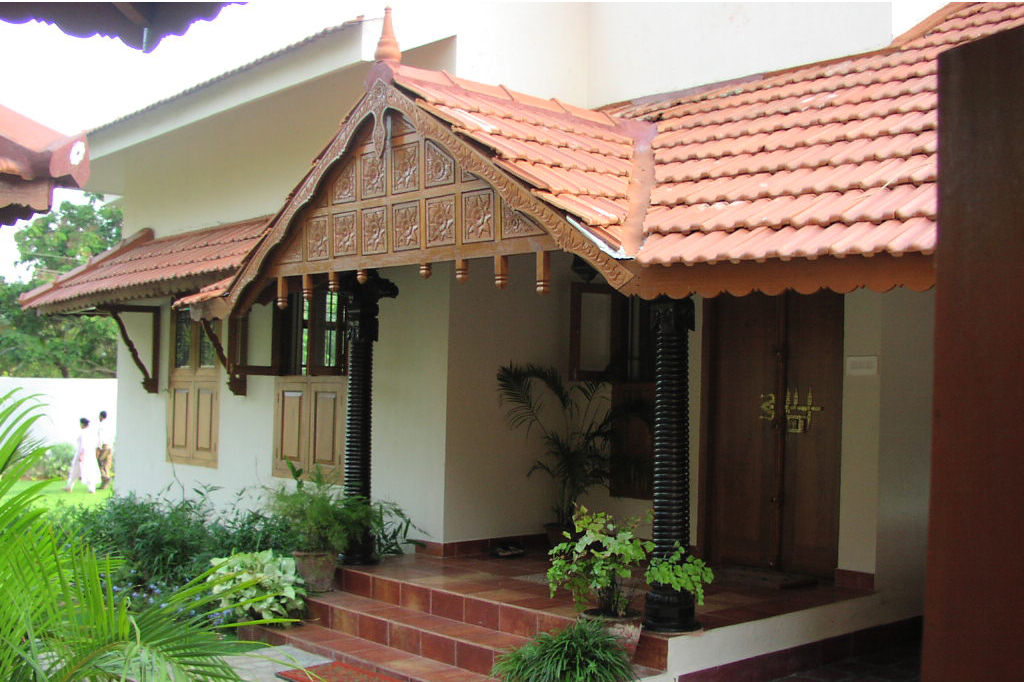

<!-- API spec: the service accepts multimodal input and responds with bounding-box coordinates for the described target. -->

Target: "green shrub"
[491,618,637,682]
[207,550,306,623]
[26,442,73,480]
[50,487,298,590]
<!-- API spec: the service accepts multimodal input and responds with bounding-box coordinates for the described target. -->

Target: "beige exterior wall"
[443,252,573,540]
[372,263,453,542]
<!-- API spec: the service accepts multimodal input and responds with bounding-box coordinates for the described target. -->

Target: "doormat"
[276,661,403,682]
[713,566,817,590]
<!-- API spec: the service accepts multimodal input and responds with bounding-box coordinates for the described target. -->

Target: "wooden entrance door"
[704,292,843,578]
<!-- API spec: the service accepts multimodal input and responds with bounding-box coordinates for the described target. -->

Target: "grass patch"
[5,479,113,511]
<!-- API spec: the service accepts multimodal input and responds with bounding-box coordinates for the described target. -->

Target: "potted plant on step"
[547,506,714,656]
[267,463,371,592]
[497,363,617,545]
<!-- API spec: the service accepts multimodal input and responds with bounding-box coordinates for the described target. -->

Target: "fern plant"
[497,363,615,527]
[491,617,637,682]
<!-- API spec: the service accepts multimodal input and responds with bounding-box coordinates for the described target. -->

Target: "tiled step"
[245,622,493,682]
[305,590,530,675]
[338,565,576,638]
[338,563,669,670]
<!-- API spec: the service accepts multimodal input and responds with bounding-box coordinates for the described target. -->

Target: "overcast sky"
[0,1,946,280]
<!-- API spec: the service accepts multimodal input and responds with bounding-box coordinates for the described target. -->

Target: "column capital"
[651,295,695,335]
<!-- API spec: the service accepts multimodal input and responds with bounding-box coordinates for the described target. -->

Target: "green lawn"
[6,479,113,511]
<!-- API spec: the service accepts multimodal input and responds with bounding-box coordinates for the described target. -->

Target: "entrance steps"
[243,556,667,680]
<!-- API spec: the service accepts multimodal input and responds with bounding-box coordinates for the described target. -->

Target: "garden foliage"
[491,617,637,682]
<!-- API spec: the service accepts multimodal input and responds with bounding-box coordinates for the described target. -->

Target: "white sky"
[0,1,946,280]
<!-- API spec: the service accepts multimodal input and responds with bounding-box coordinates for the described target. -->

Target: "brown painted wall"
[926,25,1024,681]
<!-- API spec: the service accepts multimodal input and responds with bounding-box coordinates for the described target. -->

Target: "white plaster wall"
[874,288,934,605]
[0,377,117,448]
[838,290,883,574]
[442,252,572,541]
[372,263,452,544]
[585,3,892,107]
[113,301,278,507]
[89,39,455,235]
[114,303,174,497]
[836,287,934,602]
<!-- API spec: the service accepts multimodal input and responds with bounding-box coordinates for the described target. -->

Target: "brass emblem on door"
[759,388,822,433]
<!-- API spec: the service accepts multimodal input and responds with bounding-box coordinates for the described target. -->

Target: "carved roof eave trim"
[211,78,639,321]
[25,272,236,316]
[632,252,936,300]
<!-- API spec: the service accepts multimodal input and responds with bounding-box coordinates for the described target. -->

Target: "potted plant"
[491,617,637,682]
[547,506,714,655]
[267,463,370,591]
[497,363,616,544]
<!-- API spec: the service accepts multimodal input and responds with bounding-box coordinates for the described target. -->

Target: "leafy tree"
[0,193,122,378]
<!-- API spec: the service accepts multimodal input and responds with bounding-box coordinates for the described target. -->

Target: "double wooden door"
[704,292,843,578]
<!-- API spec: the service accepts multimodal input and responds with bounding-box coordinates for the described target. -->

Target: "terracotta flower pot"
[581,609,643,659]
[292,550,337,592]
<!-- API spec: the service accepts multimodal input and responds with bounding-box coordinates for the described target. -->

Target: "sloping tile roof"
[19,216,270,313]
[391,64,648,252]
[608,2,1024,268]
[393,3,1022,279]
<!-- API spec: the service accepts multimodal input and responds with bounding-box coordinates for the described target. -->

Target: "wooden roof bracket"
[197,316,252,397]
[102,305,160,394]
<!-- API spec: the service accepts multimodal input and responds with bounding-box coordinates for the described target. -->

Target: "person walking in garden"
[96,410,113,489]
[66,417,101,494]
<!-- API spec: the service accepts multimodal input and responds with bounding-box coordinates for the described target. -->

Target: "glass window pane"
[199,326,217,368]
[174,310,192,368]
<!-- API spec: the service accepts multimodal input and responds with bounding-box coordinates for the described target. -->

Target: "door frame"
[696,293,843,574]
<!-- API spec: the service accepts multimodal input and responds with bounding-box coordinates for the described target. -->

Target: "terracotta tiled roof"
[394,3,1022,278]
[1,104,89,226]
[19,216,270,313]
[391,64,648,252]
[610,2,1024,268]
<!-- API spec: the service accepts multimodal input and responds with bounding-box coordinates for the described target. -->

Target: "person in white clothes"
[96,410,113,489]
[66,417,101,494]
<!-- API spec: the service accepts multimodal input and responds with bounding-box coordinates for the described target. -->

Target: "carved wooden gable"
[269,113,554,280]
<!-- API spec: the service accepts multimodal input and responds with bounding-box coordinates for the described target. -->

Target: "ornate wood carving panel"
[424,141,455,187]
[426,195,456,247]
[463,189,495,243]
[268,111,556,278]
[333,211,357,256]
[361,152,386,199]
[362,206,388,254]
[393,201,421,251]
[333,160,356,204]
[307,217,329,261]
[392,142,419,194]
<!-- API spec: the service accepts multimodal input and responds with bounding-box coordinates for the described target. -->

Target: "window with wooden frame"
[271,280,347,478]
[569,282,655,499]
[276,283,347,376]
[167,308,220,467]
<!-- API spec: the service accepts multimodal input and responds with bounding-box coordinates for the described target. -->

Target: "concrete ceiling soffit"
[212,78,638,319]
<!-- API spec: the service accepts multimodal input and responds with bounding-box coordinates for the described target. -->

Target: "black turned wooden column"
[342,270,398,564]
[644,296,700,632]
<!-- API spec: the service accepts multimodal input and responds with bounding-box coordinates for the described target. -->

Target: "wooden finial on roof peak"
[375,7,401,62]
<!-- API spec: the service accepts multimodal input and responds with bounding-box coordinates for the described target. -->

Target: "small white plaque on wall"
[846,356,879,376]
